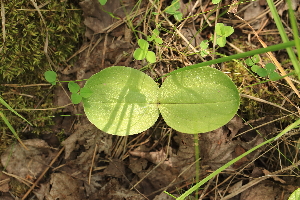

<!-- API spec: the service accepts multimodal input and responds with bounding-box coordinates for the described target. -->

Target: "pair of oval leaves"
[83,66,240,136]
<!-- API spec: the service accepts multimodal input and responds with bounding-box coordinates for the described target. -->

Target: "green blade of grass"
[163,40,296,77]
[266,0,300,79]
[0,111,28,150]
[176,118,300,200]
[287,0,300,63]
[0,96,32,126]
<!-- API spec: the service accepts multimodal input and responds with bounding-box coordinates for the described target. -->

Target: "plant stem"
[194,133,200,199]
[163,40,296,77]
[176,118,300,200]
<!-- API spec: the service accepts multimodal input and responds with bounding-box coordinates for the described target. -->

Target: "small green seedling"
[215,23,234,47]
[68,82,93,104]
[44,71,57,85]
[165,0,183,21]
[133,39,156,63]
[44,71,93,104]
[212,0,222,4]
[98,0,107,5]
[147,29,163,45]
[246,55,281,80]
[200,40,209,57]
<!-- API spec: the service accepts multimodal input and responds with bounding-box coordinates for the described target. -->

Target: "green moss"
[0,0,84,145]
[1,0,83,81]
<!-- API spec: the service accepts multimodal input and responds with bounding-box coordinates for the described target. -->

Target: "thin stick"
[88,144,98,184]
[21,147,65,200]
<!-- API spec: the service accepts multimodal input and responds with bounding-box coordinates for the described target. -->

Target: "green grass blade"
[176,118,300,200]
[287,0,300,62]
[163,40,296,77]
[266,0,300,79]
[0,111,28,150]
[0,96,32,126]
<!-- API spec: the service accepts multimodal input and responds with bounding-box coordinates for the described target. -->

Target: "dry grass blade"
[0,0,5,53]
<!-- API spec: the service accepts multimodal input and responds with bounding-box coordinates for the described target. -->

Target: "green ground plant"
[2,0,300,198]
[133,39,157,63]
[165,0,182,21]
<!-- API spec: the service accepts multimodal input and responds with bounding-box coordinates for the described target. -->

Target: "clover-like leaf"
[246,58,254,66]
[71,93,82,104]
[215,23,234,38]
[265,63,276,73]
[217,36,227,47]
[269,72,281,81]
[68,82,80,93]
[44,71,57,85]
[154,37,163,44]
[174,11,183,21]
[146,51,156,63]
[98,0,107,5]
[165,0,180,14]
[82,66,159,136]
[252,54,260,63]
[158,66,240,134]
[133,48,147,60]
[256,67,268,77]
[138,39,149,50]
[251,65,260,72]
[212,0,222,4]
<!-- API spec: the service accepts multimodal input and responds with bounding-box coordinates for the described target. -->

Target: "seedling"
[147,29,163,45]
[68,82,93,104]
[98,0,107,5]
[44,71,93,104]
[215,23,234,47]
[212,0,222,4]
[200,40,209,57]
[44,71,57,85]
[82,66,240,136]
[165,0,183,21]
[133,39,156,63]
[246,55,281,80]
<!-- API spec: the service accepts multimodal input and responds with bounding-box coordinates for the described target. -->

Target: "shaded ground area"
[1,0,300,199]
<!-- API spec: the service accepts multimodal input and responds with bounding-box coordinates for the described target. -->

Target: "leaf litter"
[2,0,300,199]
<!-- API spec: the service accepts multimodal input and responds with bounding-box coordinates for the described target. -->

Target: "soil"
[1,0,300,200]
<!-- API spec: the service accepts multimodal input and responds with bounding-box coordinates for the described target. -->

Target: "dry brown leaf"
[46,173,85,200]
[240,180,288,200]
[90,178,144,200]
[227,180,243,194]
[244,3,266,30]
[1,139,57,179]
[62,123,112,160]
[0,173,10,192]
[103,159,125,178]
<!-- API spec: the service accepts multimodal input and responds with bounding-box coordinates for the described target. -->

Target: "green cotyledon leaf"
[83,66,240,136]
[158,66,240,134]
[82,66,159,136]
